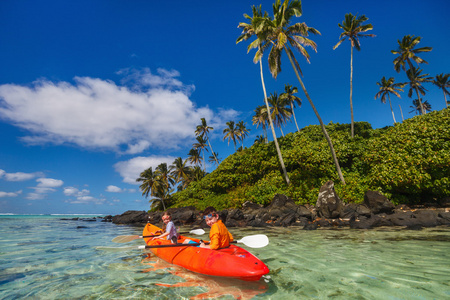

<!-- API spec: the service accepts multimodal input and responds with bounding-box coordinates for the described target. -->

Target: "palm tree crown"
[280,84,301,132]
[392,35,432,73]
[223,121,239,151]
[267,92,292,136]
[406,66,433,115]
[433,73,450,108]
[195,118,219,165]
[375,77,406,124]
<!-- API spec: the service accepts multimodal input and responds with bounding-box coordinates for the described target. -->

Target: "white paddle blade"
[111,235,141,243]
[238,234,269,248]
[189,228,205,235]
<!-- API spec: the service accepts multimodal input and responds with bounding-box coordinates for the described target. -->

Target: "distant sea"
[1,215,449,299]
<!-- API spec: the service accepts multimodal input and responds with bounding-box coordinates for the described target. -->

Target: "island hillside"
[169,109,449,210]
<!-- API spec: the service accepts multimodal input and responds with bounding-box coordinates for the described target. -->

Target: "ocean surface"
[0,215,449,299]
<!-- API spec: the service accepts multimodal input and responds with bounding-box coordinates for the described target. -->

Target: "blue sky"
[0,0,449,215]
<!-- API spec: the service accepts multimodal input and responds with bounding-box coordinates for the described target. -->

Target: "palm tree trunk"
[260,59,290,185]
[415,87,426,115]
[206,135,219,165]
[291,102,300,132]
[285,46,346,185]
[388,95,396,124]
[443,91,448,108]
[202,150,206,172]
[350,46,354,138]
[263,126,268,144]
[399,104,404,121]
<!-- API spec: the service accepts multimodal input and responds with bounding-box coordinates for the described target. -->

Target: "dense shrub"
[170,109,450,210]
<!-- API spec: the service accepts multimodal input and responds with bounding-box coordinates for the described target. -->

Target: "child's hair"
[202,206,217,217]
[162,211,171,219]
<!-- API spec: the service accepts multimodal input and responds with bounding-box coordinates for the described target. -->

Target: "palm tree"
[252,105,269,143]
[267,92,292,136]
[254,135,265,145]
[153,163,175,210]
[406,67,433,115]
[136,167,159,199]
[208,152,221,166]
[187,148,202,167]
[236,120,250,147]
[410,99,432,115]
[433,73,450,108]
[223,121,239,151]
[193,136,208,172]
[375,77,406,124]
[264,0,346,185]
[392,35,432,73]
[169,157,191,190]
[195,118,219,165]
[280,84,302,132]
[333,13,375,138]
[237,4,291,185]
[191,166,206,182]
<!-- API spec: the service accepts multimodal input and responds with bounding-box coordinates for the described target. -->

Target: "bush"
[170,109,450,209]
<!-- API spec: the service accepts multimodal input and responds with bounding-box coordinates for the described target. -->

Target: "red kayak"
[143,223,269,281]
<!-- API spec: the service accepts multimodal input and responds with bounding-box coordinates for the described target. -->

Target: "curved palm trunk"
[444,91,449,108]
[350,46,354,138]
[399,104,404,121]
[260,59,290,185]
[388,95,396,124]
[415,87,426,115]
[285,47,346,185]
[206,134,219,165]
[291,102,300,132]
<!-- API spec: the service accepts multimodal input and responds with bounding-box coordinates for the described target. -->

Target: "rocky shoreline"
[105,181,450,230]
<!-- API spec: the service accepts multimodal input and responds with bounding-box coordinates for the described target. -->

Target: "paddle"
[138,234,269,249]
[112,228,206,243]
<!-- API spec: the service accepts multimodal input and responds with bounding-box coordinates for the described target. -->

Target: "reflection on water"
[0,216,449,299]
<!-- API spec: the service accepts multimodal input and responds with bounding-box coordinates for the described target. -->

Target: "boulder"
[168,206,198,225]
[112,210,148,225]
[316,181,344,219]
[412,210,439,227]
[340,203,358,219]
[356,204,372,217]
[364,191,395,214]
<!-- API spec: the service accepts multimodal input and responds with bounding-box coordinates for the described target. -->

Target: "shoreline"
[105,191,450,231]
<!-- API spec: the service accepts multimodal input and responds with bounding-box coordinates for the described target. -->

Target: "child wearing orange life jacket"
[199,206,233,250]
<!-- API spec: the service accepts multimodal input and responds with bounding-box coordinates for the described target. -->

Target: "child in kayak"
[152,212,178,243]
[199,206,233,250]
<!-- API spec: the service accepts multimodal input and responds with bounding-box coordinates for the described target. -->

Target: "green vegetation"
[138,1,449,212]
[170,109,450,210]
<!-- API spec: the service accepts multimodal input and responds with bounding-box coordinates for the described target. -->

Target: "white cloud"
[63,186,105,205]
[24,177,63,200]
[0,68,233,154]
[0,169,42,182]
[106,185,123,193]
[0,190,22,198]
[114,155,177,184]
[36,178,64,188]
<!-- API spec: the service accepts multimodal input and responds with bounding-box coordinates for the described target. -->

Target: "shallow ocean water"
[0,215,449,299]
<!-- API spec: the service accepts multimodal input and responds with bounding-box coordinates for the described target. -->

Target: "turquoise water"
[0,215,449,299]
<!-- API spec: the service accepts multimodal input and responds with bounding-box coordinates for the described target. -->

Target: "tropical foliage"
[236,3,291,185]
[375,77,406,124]
[433,73,450,108]
[170,109,450,210]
